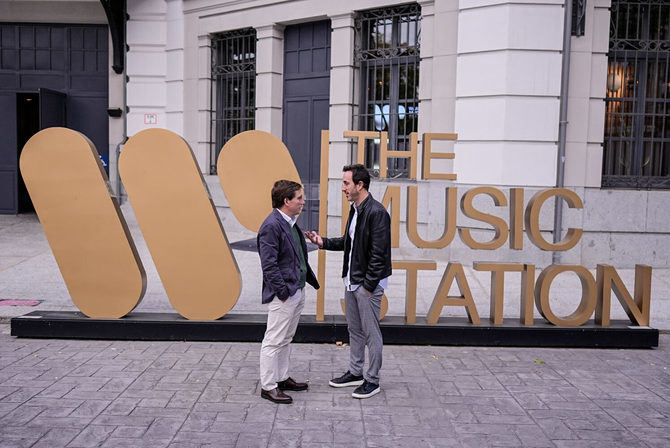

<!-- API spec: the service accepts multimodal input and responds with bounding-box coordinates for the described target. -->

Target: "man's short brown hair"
[343,163,370,190]
[271,180,303,209]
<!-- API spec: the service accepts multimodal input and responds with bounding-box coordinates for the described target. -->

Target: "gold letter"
[380,131,418,180]
[407,186,457,248]
[595,264,652,327]
[422,132,457,180]
[20,128,146,318]
[534,265,596,326]
[473,262,525,324]
[459,187,509,250]
[509,188,524,250]
[393,260,437,324]
[316,130,330,321]
[381,186,401,248]
[520,264,536,326]
[525,189,583,251]
[427,263,480,324]
[121,129,241,320]
[343,130,378,165]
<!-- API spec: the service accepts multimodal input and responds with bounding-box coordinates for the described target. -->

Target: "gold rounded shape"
[20,127,146,318]
[120,128,241,320]
[217,130,301,232]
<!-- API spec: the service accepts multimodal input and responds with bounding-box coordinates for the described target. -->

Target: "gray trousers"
[344,285,383,384]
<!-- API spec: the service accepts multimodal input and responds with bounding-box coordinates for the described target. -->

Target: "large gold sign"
[120,129,241,320]
[20,128,146,318]
[20,128,652,328]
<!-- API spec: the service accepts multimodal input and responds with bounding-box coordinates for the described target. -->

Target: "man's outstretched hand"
[304,231,323,248]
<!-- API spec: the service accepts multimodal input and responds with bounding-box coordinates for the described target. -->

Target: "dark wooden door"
[0,93,18,213]
[39,88,66,129]
[282,20,331,231]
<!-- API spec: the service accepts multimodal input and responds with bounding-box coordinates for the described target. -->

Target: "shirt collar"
[276,208,297,227]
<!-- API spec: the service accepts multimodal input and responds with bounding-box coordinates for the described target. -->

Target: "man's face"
[284,188,305,218]
[341,170,359,203]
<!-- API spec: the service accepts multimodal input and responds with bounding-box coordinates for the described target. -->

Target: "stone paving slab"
[1,325,670,447]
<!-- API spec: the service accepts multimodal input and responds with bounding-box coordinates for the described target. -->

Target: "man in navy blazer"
[257,180,319,404]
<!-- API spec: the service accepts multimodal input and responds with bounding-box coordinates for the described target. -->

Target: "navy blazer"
[257,209,319,304]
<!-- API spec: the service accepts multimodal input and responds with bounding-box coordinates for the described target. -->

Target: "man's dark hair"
[271,180,302,209]
[343,164,370,190]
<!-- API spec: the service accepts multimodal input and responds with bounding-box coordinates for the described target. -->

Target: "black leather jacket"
[322,194,392,292]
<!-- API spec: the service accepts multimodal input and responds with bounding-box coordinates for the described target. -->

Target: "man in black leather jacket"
[306,164,391,399]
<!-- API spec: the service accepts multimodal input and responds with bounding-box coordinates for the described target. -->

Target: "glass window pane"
[355,3,421,177]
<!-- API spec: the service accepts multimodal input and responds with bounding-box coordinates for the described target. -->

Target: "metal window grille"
[210,28,256,174]
[354,3,421,178]
[602,0,670,188]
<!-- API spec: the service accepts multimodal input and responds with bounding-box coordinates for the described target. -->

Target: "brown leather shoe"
[260,387,292,404]
[277,377,308,391]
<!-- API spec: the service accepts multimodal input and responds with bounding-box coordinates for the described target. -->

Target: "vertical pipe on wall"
[117,16,128,201]
[114,14,128,201]
[104,0,128,201]
[553,0,574,263]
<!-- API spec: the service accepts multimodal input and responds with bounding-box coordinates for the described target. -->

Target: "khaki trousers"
[259,288,305,391]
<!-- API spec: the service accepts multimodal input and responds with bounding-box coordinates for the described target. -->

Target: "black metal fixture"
[572,0,586,37]
[100,0,127,74]
[107,108,123,118]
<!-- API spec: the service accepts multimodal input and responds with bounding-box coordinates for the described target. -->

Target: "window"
[210,29,256,174]
[354,3,421,178]
[602,1,670,188]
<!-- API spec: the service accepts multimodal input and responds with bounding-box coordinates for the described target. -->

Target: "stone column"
[327,13,356,216]
[165,0,184,137]
[453,0,564,186]
[255,24,284,139]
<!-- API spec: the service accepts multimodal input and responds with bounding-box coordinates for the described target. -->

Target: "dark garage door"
[0,23,109,214]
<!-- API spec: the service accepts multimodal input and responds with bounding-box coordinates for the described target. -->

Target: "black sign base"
[10,311,658,348]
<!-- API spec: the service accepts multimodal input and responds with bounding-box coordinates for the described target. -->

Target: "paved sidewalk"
[0,325,669,448]
[2,208,670,447]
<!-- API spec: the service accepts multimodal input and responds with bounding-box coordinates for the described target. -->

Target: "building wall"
[104,0,670,267]
[127,0,568,184]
